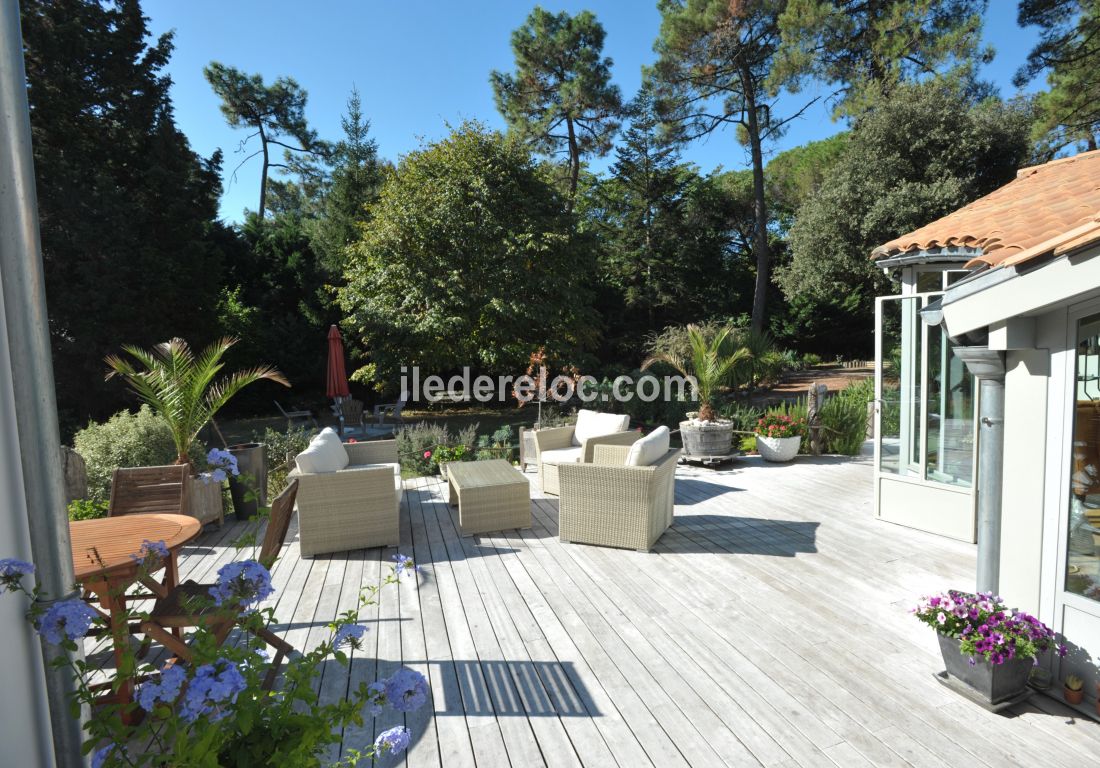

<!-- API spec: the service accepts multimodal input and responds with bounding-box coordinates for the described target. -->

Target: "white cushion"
[626,425,670,467]
[572,409,630,446]
[540,447,584,465]
[295,428,350,474]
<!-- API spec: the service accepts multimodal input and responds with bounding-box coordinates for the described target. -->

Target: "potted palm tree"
[105,337,289,523]
[642,324,749,458]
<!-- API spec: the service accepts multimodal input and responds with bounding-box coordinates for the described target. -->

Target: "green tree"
[21,0,232,433]
[337,122,597,387]
[204,62,322,219]
[307,88,385,272]
[652,0,802,334]
[775,81,1032,354]
[491,7,622,208]
[773,0,991,119]
[1015,0,1100,154]
[765,133,850,227]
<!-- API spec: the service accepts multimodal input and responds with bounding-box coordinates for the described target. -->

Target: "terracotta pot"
[1065,686,1085,705]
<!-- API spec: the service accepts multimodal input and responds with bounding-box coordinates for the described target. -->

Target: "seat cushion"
[626,425,671,467]
[295,428,350,474]
[541,447,584,465]
[572,409,630,446]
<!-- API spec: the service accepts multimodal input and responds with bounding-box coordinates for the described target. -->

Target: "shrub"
[255,425,315,499]
[765,399,810,453]
[819,378,873,455]
[67,498,108,521]
[73,406,181,503]
[801,352,824,367]
[584,372,691,427]
[476,426,516,462]
[395,422,479,476]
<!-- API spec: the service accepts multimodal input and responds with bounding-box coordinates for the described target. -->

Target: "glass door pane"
[1067,313,1100,599]
[876,296,922,477]
[925,322,975,487]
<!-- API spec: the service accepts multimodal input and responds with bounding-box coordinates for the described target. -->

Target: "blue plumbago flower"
[136,664,186,713]
[206,448,240,477]
[391,554,420,577]
[373,726,411,757]
[384,667,429,712]
[36,598,98,644]
[365,681,386,717]
[179,660,246,722]
[130,539,170,566]
[0,558,34,590]
[333,623,367,649]
[208,560,273,607]
[91,744,121,768]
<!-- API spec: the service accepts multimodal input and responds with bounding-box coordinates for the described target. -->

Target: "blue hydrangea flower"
[373,726,411,757]
[384,667,429,712]
[365,680,386,717]
[36,598,98,644]
[179,660,246,722]
[130,539,170,566]
[208,560,273,607]
[333,623,367,649]
[136,664,186,712]
[391,554,420,577]
[0,558,34,591]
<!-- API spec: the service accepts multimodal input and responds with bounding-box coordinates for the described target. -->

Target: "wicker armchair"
[534,422,640,496]
[557,444,681,552]
[290,440,402,556]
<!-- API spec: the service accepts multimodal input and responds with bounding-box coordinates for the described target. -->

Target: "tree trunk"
[258,123,269,220]
[565,117,580,213]
[742,68,771,335]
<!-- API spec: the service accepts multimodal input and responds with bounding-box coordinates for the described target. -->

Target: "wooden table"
[446,460,531,536]
[70,514,201,718]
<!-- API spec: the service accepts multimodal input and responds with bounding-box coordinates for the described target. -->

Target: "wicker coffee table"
[446,459,531,536]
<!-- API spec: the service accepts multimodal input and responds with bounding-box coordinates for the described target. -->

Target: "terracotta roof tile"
[872,149,1100,268]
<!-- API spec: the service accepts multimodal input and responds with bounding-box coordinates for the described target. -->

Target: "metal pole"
[0,2,87,765]
[953,347,1007,595]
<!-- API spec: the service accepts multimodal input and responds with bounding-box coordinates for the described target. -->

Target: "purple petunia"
[333,623,367,649]
[136,664,186,713]
[36,598,98,644]
[384,667,429,712]
[374,726,411,757]
[208,560,273,607]
[179,660,246,722]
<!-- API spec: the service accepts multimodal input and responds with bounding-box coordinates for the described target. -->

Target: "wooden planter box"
[187,476,225,527]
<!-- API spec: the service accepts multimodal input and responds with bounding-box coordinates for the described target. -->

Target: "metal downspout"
[954,347,1007,594]
[0,2,87,765]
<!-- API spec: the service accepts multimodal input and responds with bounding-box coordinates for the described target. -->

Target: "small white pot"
[755,435,801,462]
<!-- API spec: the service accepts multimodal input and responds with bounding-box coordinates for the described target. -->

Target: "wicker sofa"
[557,429,680,552]
[534,409,639,495]
[289,430,402,556]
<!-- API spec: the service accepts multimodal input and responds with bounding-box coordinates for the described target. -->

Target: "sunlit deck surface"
[130,456,1100,766]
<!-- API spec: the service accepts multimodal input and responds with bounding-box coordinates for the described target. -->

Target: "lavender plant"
[0,547,428,767]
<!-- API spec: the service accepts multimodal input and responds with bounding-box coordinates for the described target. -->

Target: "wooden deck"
[139,456,1100,766]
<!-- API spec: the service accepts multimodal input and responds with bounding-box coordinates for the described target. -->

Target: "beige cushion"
[572,410,630,446]
[295,428,350,474]
[540,447,584,465]
[626,425,671,467]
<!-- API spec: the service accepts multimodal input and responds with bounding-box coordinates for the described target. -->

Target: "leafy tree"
[772,0,991,119]
[491,7,622,208]
[204,62,322,219]
[21,0,232,433]
[1015,0,1100,154]
[775,81,1033,354]
[337,122,598,388]
[765,133,849,226]
[306,88,385,272]
[652,0,804,334]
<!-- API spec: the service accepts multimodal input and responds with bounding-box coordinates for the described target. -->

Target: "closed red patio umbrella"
[326,325,350,400]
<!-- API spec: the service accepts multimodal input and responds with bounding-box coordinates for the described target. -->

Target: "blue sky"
[143,1,1043,223]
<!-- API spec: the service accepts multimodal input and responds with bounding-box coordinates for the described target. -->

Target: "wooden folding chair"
[139,480,299,689]
[108,464,190,517]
